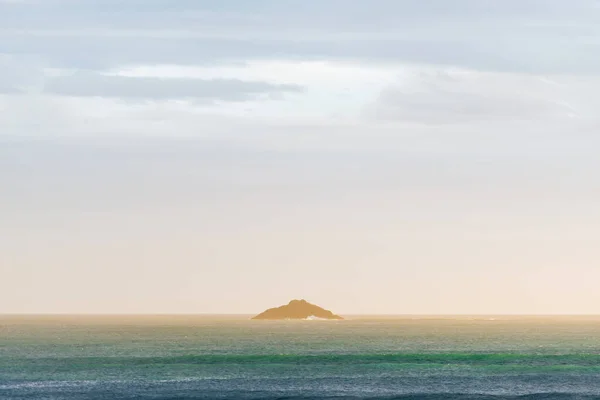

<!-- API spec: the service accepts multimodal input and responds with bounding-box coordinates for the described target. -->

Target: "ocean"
[2,315,600,399]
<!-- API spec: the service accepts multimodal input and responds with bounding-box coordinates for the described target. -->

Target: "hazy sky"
[2,0,600,314]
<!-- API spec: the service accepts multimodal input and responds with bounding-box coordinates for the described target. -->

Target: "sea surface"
[2,315,600,399]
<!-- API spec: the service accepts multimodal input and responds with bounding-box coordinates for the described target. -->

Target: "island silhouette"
[252,299,344,320]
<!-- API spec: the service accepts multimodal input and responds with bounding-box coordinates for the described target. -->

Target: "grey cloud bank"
[40,73,303,101]
[1,0,600,73]
[1,0,600,134]
[368,69,584,123]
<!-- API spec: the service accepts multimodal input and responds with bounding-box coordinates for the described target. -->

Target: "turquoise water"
[2,315,600,399]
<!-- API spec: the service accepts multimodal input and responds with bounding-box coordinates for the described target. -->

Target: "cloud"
[367,67,590,124]
[2,58,600,141]
[42,72,303,101]
[1,0,600,73]
[4,33,600,75]
[0,54,45,93]
[1,1,600,139]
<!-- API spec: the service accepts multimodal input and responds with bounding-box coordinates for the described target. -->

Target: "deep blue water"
[2,315,600,399]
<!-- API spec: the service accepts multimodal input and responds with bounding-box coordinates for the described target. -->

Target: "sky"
[2,0,600,315]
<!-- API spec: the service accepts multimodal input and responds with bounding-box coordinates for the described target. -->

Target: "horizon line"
[4,313,600,317]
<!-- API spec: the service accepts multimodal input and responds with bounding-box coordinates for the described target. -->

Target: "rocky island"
[252,299,344,320]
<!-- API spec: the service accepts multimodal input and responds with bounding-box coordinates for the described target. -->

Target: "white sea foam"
[0,380,100,390]
[304,315,331,321]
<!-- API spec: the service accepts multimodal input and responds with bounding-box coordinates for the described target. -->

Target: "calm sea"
[2,315,600,399]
